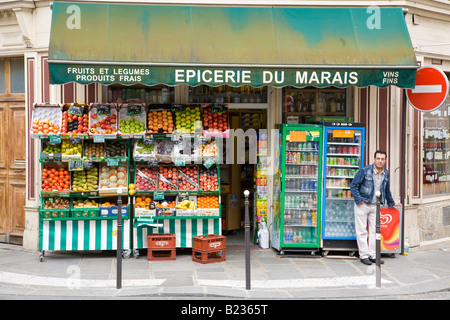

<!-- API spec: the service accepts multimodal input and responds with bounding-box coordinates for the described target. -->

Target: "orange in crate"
[197,196,219,209]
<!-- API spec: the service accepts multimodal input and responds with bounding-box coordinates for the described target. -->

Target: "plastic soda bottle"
[404,237,410,256]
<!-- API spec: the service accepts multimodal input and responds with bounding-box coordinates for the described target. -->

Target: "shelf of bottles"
[283,140,319,244]
[323,128,363,239]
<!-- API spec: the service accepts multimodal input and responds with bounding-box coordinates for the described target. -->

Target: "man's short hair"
[374,150,387,159]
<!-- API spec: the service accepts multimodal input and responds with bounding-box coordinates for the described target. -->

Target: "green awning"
[48,2,417,88]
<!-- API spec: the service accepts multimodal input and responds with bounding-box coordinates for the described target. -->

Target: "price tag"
[69,160,83,171]
[83,160,93,169]
[154,192,165,200]
[69,136,81,144]
[212,104,226,113]
[127,105,142,116]
[143,135,154,145]
[204,157,216,169]
[178,192,189,202]
[107,158,119,166]
[94,135,105,143]
[68,104,83,116]
[97,104,111,116]
[174,158,186,166]
[171,104,184,113]
[49,135,61,143]
[148,159,159,167]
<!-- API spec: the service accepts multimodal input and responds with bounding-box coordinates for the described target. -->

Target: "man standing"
[350,150,399,265]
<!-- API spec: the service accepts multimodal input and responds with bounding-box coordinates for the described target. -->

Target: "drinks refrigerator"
[321,123,365,254]
[272,124,323,255]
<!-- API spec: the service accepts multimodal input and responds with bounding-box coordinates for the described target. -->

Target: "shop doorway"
[0,59,27,244]
[221,109,267,243]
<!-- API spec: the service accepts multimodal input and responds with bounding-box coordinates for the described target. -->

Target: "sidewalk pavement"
[0,236,449,300]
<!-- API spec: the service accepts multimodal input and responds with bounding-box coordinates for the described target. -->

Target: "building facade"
[0,0,449,251]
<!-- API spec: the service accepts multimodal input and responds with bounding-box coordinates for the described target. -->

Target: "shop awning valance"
[48,2,418,88]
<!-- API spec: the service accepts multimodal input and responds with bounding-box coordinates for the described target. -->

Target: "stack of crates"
[147,233,176,261]
[192,234,226,264]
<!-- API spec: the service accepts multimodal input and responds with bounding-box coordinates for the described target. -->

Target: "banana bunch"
[176,200,196,210]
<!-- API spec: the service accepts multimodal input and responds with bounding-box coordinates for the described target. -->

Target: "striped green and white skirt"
[39,219,131,251]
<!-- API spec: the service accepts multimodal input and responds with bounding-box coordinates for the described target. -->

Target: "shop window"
[423,91,450,197]
[0,58,25,95]
[282,87,347,124]
[188,85,267,104]
[10,58,25,93]
[105,85,174,104]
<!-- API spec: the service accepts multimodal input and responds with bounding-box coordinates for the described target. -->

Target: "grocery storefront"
[14,1,447,254]
[30,2,418,256]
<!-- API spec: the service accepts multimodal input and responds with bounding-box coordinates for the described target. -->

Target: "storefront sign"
[50,64,416,89]
[48,3,418,89]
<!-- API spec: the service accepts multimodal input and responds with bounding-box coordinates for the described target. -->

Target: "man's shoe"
[369,258,384,264]
[360,258,372,265]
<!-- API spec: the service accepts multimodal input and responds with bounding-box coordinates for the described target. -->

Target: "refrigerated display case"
[272,124,323,255]
[321,123,365,254]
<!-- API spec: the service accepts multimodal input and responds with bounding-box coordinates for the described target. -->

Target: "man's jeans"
[354,202,376,260]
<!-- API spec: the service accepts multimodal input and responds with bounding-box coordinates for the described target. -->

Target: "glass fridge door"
[283,135,320,246]
[323,127,364,240]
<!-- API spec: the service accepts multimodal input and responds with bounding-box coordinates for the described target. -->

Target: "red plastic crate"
[148,248,176,261]
[147,233,176,249]
[192,234,226,252]
[192,248,226,264]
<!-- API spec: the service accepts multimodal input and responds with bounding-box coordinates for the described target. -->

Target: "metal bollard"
[244,190,251,290]
[375,191,381,288]
[116,188,123,289]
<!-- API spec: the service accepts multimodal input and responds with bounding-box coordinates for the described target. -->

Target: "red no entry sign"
[406,66,449,112]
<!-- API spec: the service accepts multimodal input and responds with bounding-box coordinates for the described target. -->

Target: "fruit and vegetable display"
[89,105,118,135]
[133,139,155,158]
[155,198,176,216]
[41,198,70,219]
[71,166,99,192]
[83,141,105,159]
[174,106,201,134]
[158,166,178,191]
[156,140,174,161]
[105,141,127,158]
[201,140,219,158]
[147,109,174,134]
[202,105,228,134]
[177,166,198,190]
[41,164,71,192]
[72,199,99,208]
[135,196,154,209]
[99,164,128,189]
[176,199,196,210]
[199,166,219,191]
[135,166,157,191]
[61,104,89,135]
[197,196,219,209]
[43,198,70,209]
[42,142,61,156]
[31,104,62,135]
[119,105,146,135]
[61,140,82,158]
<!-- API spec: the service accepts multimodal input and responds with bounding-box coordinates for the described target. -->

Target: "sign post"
[406,66,449,112]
